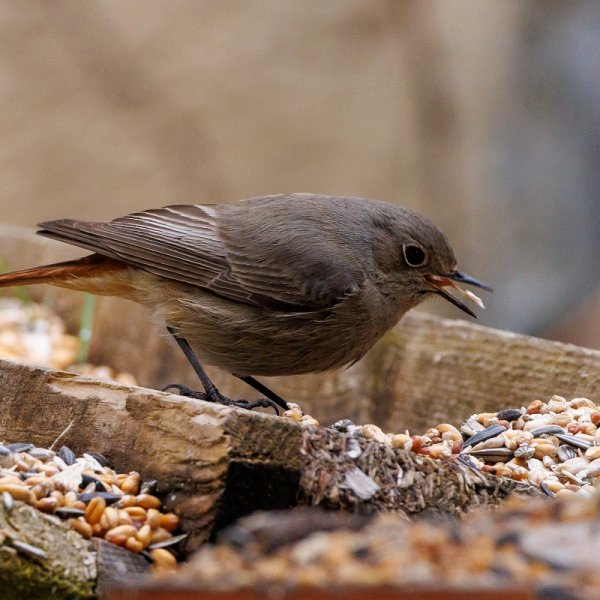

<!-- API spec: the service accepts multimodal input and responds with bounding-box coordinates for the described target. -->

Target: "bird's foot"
[162,383,205,399]
[162,383,280,414]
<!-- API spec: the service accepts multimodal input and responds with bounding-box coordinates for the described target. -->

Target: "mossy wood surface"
[0,500,95,600]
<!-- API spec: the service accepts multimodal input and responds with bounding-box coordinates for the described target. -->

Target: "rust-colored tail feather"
[0,255,96,288]
[0,254,127,292]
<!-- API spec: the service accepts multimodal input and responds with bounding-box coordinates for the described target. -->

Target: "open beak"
[425,270,493,318]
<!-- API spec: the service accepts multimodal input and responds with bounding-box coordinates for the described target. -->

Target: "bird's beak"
[425,270,493,318]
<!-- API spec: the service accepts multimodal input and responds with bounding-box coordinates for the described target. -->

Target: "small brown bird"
[0,194,490,411]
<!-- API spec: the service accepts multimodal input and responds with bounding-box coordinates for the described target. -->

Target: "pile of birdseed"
[304,395,600,499]
[169,494,600,598]
[0,444,184,570]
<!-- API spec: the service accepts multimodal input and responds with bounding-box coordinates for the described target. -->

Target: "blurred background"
[1,0,599,347]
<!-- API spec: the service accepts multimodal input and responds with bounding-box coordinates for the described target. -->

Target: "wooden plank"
[0,360,304,551]
[0,360,531,552]
[364,313,600,431]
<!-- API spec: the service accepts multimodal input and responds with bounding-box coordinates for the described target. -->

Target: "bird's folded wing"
[37,204,360,311]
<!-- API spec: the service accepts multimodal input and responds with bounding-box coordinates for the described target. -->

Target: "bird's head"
[371,207,492,317]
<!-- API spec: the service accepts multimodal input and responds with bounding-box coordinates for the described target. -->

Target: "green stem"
[76,294,97,363]
[0,257,32,305]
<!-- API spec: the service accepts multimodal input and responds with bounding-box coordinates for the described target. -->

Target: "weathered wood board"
[2,225,600,433]
[0,359,532,553]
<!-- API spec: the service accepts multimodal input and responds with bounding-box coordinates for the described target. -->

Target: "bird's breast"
[131,274,411,377]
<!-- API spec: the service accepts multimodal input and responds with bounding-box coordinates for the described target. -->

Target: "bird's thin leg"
[235,375,288,411]
[163,327,280,413]
[165,327,220,400]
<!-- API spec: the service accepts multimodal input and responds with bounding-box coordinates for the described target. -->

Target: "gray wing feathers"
[37,202,361,311]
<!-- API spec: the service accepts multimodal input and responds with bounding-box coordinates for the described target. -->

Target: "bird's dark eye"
[402,244,427,267]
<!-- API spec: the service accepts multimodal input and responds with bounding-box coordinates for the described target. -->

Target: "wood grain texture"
[0,359,303,550]
[0,360,532,547]
[365,313,600,431]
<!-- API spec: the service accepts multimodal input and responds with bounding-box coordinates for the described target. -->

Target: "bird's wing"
[37,201,361,311]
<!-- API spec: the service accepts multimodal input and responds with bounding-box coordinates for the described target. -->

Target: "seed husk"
[457,454,481,469]
[11,540,47,560]
[28,447,55,461]
[148,532,188,550]
[140,480,158,495]
[539,481,554,497]
[84,451,111,468]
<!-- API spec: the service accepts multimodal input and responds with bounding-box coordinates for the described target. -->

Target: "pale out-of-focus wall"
[1,0,599,343]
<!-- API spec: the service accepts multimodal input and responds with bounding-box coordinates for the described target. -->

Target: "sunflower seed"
[58,446,76,466]
[78,492,122,504]
[530,426,565,437]
[496,408,523,422]
[6,443,33,453]
[557,445,578,462]
[463,424,507,449]
[27,447,55,460]
[81,473,108,492]
[469,448,514,462]
[554,433,593,450]
[55,507,86,519]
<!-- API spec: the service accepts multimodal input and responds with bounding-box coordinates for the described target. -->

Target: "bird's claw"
[162,383,280,414]
[162,383,205,399]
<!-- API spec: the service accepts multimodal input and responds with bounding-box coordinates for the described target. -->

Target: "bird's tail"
[0,254,129,295]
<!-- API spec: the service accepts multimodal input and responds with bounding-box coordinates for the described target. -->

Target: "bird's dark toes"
[162,384,279,414]
[231,398,281,415]
[162,384,206,400]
